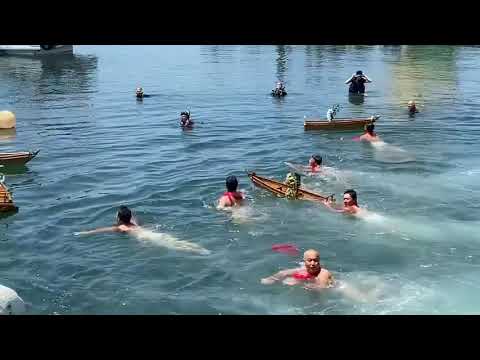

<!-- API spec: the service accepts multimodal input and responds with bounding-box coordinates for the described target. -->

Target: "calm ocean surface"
[1,45,479,314]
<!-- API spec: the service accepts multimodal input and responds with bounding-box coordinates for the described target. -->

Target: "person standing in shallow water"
[217,175,245,208]
[345,70,372,94]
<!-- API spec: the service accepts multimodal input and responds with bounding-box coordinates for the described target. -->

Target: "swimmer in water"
[271,81,287,97]
[261,249,334,288]
[75,206,209,254]
[217,175,245,209]
[408,100,418,115]
[323,189,361,215]
[180,111,194,128]
[308,154,322,173]
[75,205,139,235]
[359,123,381,143]
[261,249,378,302]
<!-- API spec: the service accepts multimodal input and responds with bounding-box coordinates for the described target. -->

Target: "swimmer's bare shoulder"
[316,269,335,288]
[75,224,138,236]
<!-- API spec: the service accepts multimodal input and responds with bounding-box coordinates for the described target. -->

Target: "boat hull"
[247,172,333,202]
[0,182,17,213]
[0,150,39,167]
[304,117,377,131]
[0,45,73,57]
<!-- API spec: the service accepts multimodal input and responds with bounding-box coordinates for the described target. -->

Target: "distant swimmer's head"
[180,111,190,120]
[136,87,144,97]
[343,189,358,207]
[408,100,417,111]
[117,205,133,225]
[356,70,363,76]
[276,81,284,89]
[309,154,322,166]
[366,124,375,134]
[303,249,321,275]
[226,175,239,192]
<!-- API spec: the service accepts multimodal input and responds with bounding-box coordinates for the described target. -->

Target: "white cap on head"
[0,285,26,315]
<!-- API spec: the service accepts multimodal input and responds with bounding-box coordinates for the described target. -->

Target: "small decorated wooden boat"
[247,172,334,202]
[0,174,18,213]
[0,150,39,167]
[304,115,379,131]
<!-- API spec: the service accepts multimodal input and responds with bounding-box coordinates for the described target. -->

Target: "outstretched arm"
[322,199,344,213]
[74,226,118,236]
[364,75,372,83]
[345,75,354,84]
[261,268,299,285]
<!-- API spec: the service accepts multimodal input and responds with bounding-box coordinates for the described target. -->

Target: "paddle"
[272,244,300,256]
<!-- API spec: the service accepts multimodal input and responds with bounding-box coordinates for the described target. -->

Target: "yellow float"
[0,111,16,129]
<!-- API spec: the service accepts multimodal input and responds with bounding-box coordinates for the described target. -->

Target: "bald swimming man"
[261,249,334,288]
[261,249,376,302]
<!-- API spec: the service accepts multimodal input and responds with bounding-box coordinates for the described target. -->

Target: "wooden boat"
[0,175,18,213]
[304,115,379,131]
[0,150,39,167]
[247,172,334,203]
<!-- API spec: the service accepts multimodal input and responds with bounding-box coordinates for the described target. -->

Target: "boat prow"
[0,150,40,167]
[247,172,334,202]
[304,115,380,131]
[0,45,73,57]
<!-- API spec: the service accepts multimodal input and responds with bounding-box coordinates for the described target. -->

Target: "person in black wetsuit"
[345,71,372,94]
[136,87,151,99]
[271,81,287,97]
[180,111,194,128]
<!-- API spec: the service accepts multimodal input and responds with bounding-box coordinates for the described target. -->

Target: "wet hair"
[344,189,358,205]
[356,70,363,76]
[226,175,238,192]
[312,154,322,165]
[117,205,132,225]
[180,111,190,119]
[366,124,375,134]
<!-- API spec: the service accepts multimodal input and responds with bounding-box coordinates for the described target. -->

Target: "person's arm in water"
[261,268,299,285]
[363,75,372,83]
[74,226,120,235]
[322,198,345,213]
[345,75,355,84]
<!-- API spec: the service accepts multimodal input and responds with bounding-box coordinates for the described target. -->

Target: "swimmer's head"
[136,87,144,97]
[276,81,284,89]
[366,124,375,134]
[303,249,321,275]
[117,205,133,225]
[343,189,358,207]
[226,175,239,192]
[356,70,363,76]
[309,154,322,166]
[180,111,190,120]
[408,100,417,111]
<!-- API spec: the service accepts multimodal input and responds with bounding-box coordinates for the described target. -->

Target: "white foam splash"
[132,228,210,255]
